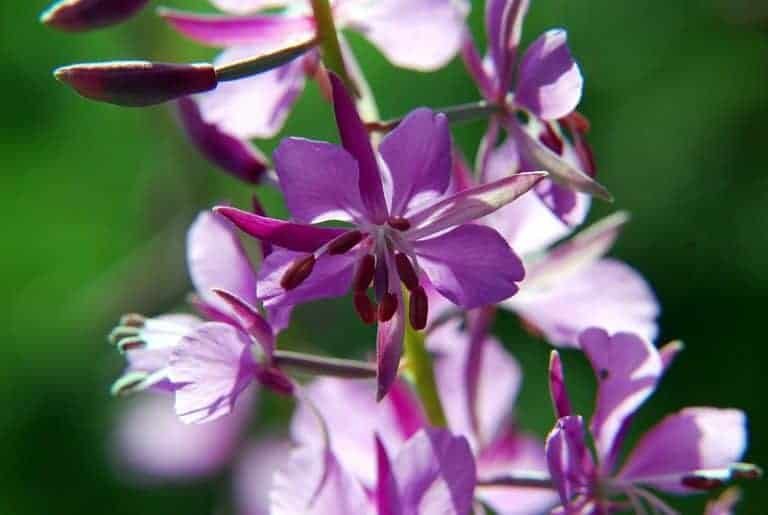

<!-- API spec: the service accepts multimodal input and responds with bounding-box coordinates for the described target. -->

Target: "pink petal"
[407,171,547,239]
[342,0,469,71]
[476,430,558,515]
[579,328,663,463]
[393,428,477,515]
[195,45,307,139]
[379,108,452,216]
[413,224,525,308]
[214,207,344,252]
[234,438,293,515]
[485,0,529,93]
[377,253,406,400]
[211,0,300,15]
[160,8,315,49]
[376,437,403,515]
[507,259,659,347]
[544,415,594,507]
[168,323,258,424]
[187,210,258,315]
[618,408,747,493]
[275,138,367,224]
[113,392,251,481]
[515,30,583,121]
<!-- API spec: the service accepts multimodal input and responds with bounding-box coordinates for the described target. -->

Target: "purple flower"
[215,76,544,398]
[162,0,469,142]
[272,408,476,515]
[452,140,659,348]
[112,391,253,481]
[289,320,556,514]
[110,210,292,423]
[545,328,758,513]
[461,0,608,224]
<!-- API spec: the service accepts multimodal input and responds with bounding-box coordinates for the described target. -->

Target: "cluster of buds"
[46,0,760,513]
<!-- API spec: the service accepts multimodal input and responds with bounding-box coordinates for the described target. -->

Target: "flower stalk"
[403,298,447,427]
[477,471,555,489]
[272,350,376,379]
[309,0,355,92]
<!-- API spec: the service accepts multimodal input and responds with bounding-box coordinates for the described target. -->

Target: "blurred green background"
[1,0,766,513]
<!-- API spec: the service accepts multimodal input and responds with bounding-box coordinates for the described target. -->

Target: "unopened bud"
[40,0,150,32]
[54,61,217,107]
[177,98,267,184]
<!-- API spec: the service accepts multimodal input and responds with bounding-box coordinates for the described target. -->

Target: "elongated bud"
[280,254,316,290]
[327,230,363,255]
[54,61,217,107]
[40,0,150,32]
[394,252,419,291]
[177,98,267,183]
[354,292,376,325]
[409,286,428,330]
[378,292,398,322]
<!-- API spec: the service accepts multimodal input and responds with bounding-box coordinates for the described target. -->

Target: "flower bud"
[54,61,217,107]
[177,98,267,183]
[40,0,150,32]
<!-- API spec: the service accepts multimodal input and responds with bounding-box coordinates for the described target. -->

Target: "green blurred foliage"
[1,0,766,513]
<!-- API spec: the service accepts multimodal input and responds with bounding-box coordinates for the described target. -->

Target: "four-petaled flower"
[545,328,758,514]
[216,75,545,398]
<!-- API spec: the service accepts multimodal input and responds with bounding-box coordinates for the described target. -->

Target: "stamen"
[327,230,363,255]
[387,216,411,231]
[280,254,316,290]
[108,325,139,345]
[353,254,376,291]
[374,255,389,301]
[409,286,428,330]
[353,292,376,325]
[378,292,398,322]
[539,123,564,155]
[394,252,419,291]
[120,313,146,328]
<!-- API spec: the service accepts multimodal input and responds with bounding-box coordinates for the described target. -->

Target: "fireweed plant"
[45,0,760,513]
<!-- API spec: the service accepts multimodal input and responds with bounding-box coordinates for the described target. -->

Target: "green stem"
[309,0,354,90]
[404,308,447,427]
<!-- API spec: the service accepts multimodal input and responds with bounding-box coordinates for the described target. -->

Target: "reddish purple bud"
[682,475,725,491]
[353,254,376,292]
[378,292,398,322]
[409,286,428,331]
[387,216,411,231]
[177,98,267,184]
[354,292,376,325]
[327,230,363,255]
[54,61,217,107]
[280,254,316,290]
[40,0,150,32]
[394,252,419,291]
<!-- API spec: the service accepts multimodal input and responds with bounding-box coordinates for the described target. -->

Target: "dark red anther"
[395,252,419,291]
[378,292,398,322]
[353,254,376,292]
[560,111,591,134]
[280,254,316,290]
[539,123,564,155]
[328,230,363,255]
[409,286,428,331]
[120,313,146,327]
[681,476,724,491]
[119,338,145,351]
[354,292,376,325]
[387,216,411,231]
